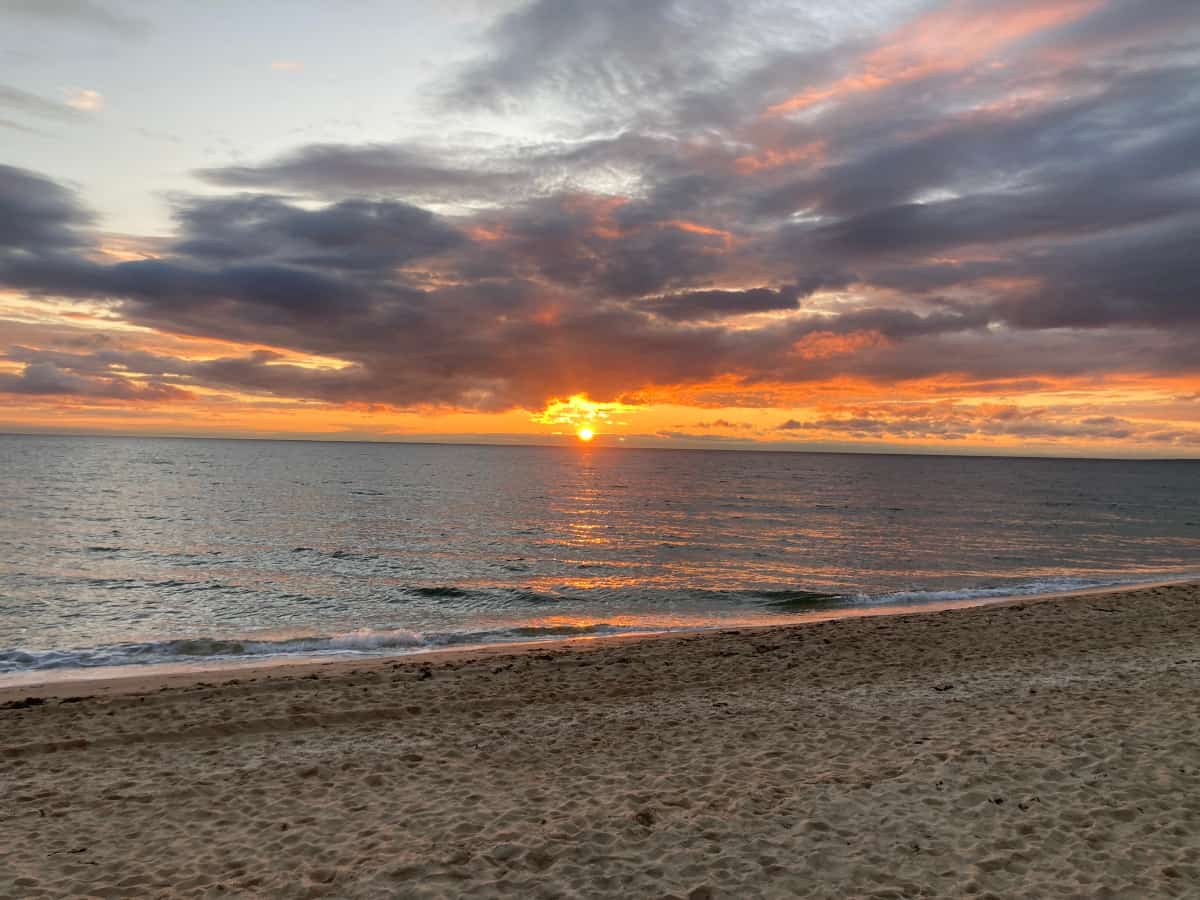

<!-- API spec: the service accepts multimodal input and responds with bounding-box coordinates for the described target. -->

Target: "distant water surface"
[0,435,1196,678]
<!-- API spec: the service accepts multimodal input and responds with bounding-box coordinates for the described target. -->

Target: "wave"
[752,589,844,609]
[0,628,415,672]
[3,573,1189,676]
[398,577,1179,612]
[409,586,470,598]
[396,586,571,607]
[859,573,1174,606]
[0,622,686,673]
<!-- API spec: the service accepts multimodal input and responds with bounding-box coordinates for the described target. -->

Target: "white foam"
[321,628,426,651]
[861,574,1162,606]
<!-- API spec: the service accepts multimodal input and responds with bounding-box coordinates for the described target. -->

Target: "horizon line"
[0,429,1195,464]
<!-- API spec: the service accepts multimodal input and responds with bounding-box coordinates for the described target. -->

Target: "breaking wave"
[0,574,1187,676]
[0,622,688,673]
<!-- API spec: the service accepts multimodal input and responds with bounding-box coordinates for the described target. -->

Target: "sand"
[3,582,1199,899]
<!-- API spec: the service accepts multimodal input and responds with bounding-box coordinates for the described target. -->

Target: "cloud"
[195,142,526,203]
[0,0,149,38]
[0,164,94,252]
[169,194,465,270]
[643,286,802,321]
[0,83,80,122]
[653,430,755,443]
[778,403,1199,446]
[443,0,739,112]
[270,61,303,72]
[767,0,1100,116]
[997,218,1200,329]
[64,88,103,112]
[0,361,191,401]
[0,116,46,135]
[691,419,756,431]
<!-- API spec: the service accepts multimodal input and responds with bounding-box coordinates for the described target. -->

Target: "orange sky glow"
[2,297,1193,455]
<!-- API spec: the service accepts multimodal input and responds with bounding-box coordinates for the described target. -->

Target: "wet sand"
[3,581,1199,898]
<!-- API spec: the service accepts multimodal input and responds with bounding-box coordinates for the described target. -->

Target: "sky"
[0,0,1198,456]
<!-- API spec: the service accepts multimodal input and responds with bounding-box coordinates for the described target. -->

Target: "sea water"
[1,434,1196,678]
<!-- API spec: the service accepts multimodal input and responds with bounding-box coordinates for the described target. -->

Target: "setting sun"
[577,426,595,442]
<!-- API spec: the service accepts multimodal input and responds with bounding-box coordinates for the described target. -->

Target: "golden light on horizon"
[534,394,632,442]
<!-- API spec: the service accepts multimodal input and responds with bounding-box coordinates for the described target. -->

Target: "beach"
[3,581,1199,898]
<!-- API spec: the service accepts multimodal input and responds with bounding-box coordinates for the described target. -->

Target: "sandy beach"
[3,581,1199,898]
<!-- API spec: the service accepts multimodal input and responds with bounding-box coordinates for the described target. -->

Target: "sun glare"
[577,426,595,442]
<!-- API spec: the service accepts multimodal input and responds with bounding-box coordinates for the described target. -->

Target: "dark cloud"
[195,143,525,203]
[171,194,465,271]
[0,83,80,123]
[451,192,738,298]
[0,361,189,401]
[997,218,1200,329]
[0,184,470,349]
[194,132,705,208]
[0,164,93,252]
[1048,0,1200,55]
[644,286,802,321]
[3,253,371,328]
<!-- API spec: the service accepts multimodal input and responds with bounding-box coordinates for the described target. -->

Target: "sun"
[576,426,595,442]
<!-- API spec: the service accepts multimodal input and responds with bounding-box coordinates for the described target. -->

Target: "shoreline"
[2,576,1194,702]
[4,579,1199,897]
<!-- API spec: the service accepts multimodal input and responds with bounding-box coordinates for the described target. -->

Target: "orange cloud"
[64,88,104,112]
[734,141,826,174]
[792,330,885,360]
[768,0,1100,115]
[468,223,507,242]
[666,220,736,250]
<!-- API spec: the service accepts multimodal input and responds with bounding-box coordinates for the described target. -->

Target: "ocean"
[1,434,1196,680]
